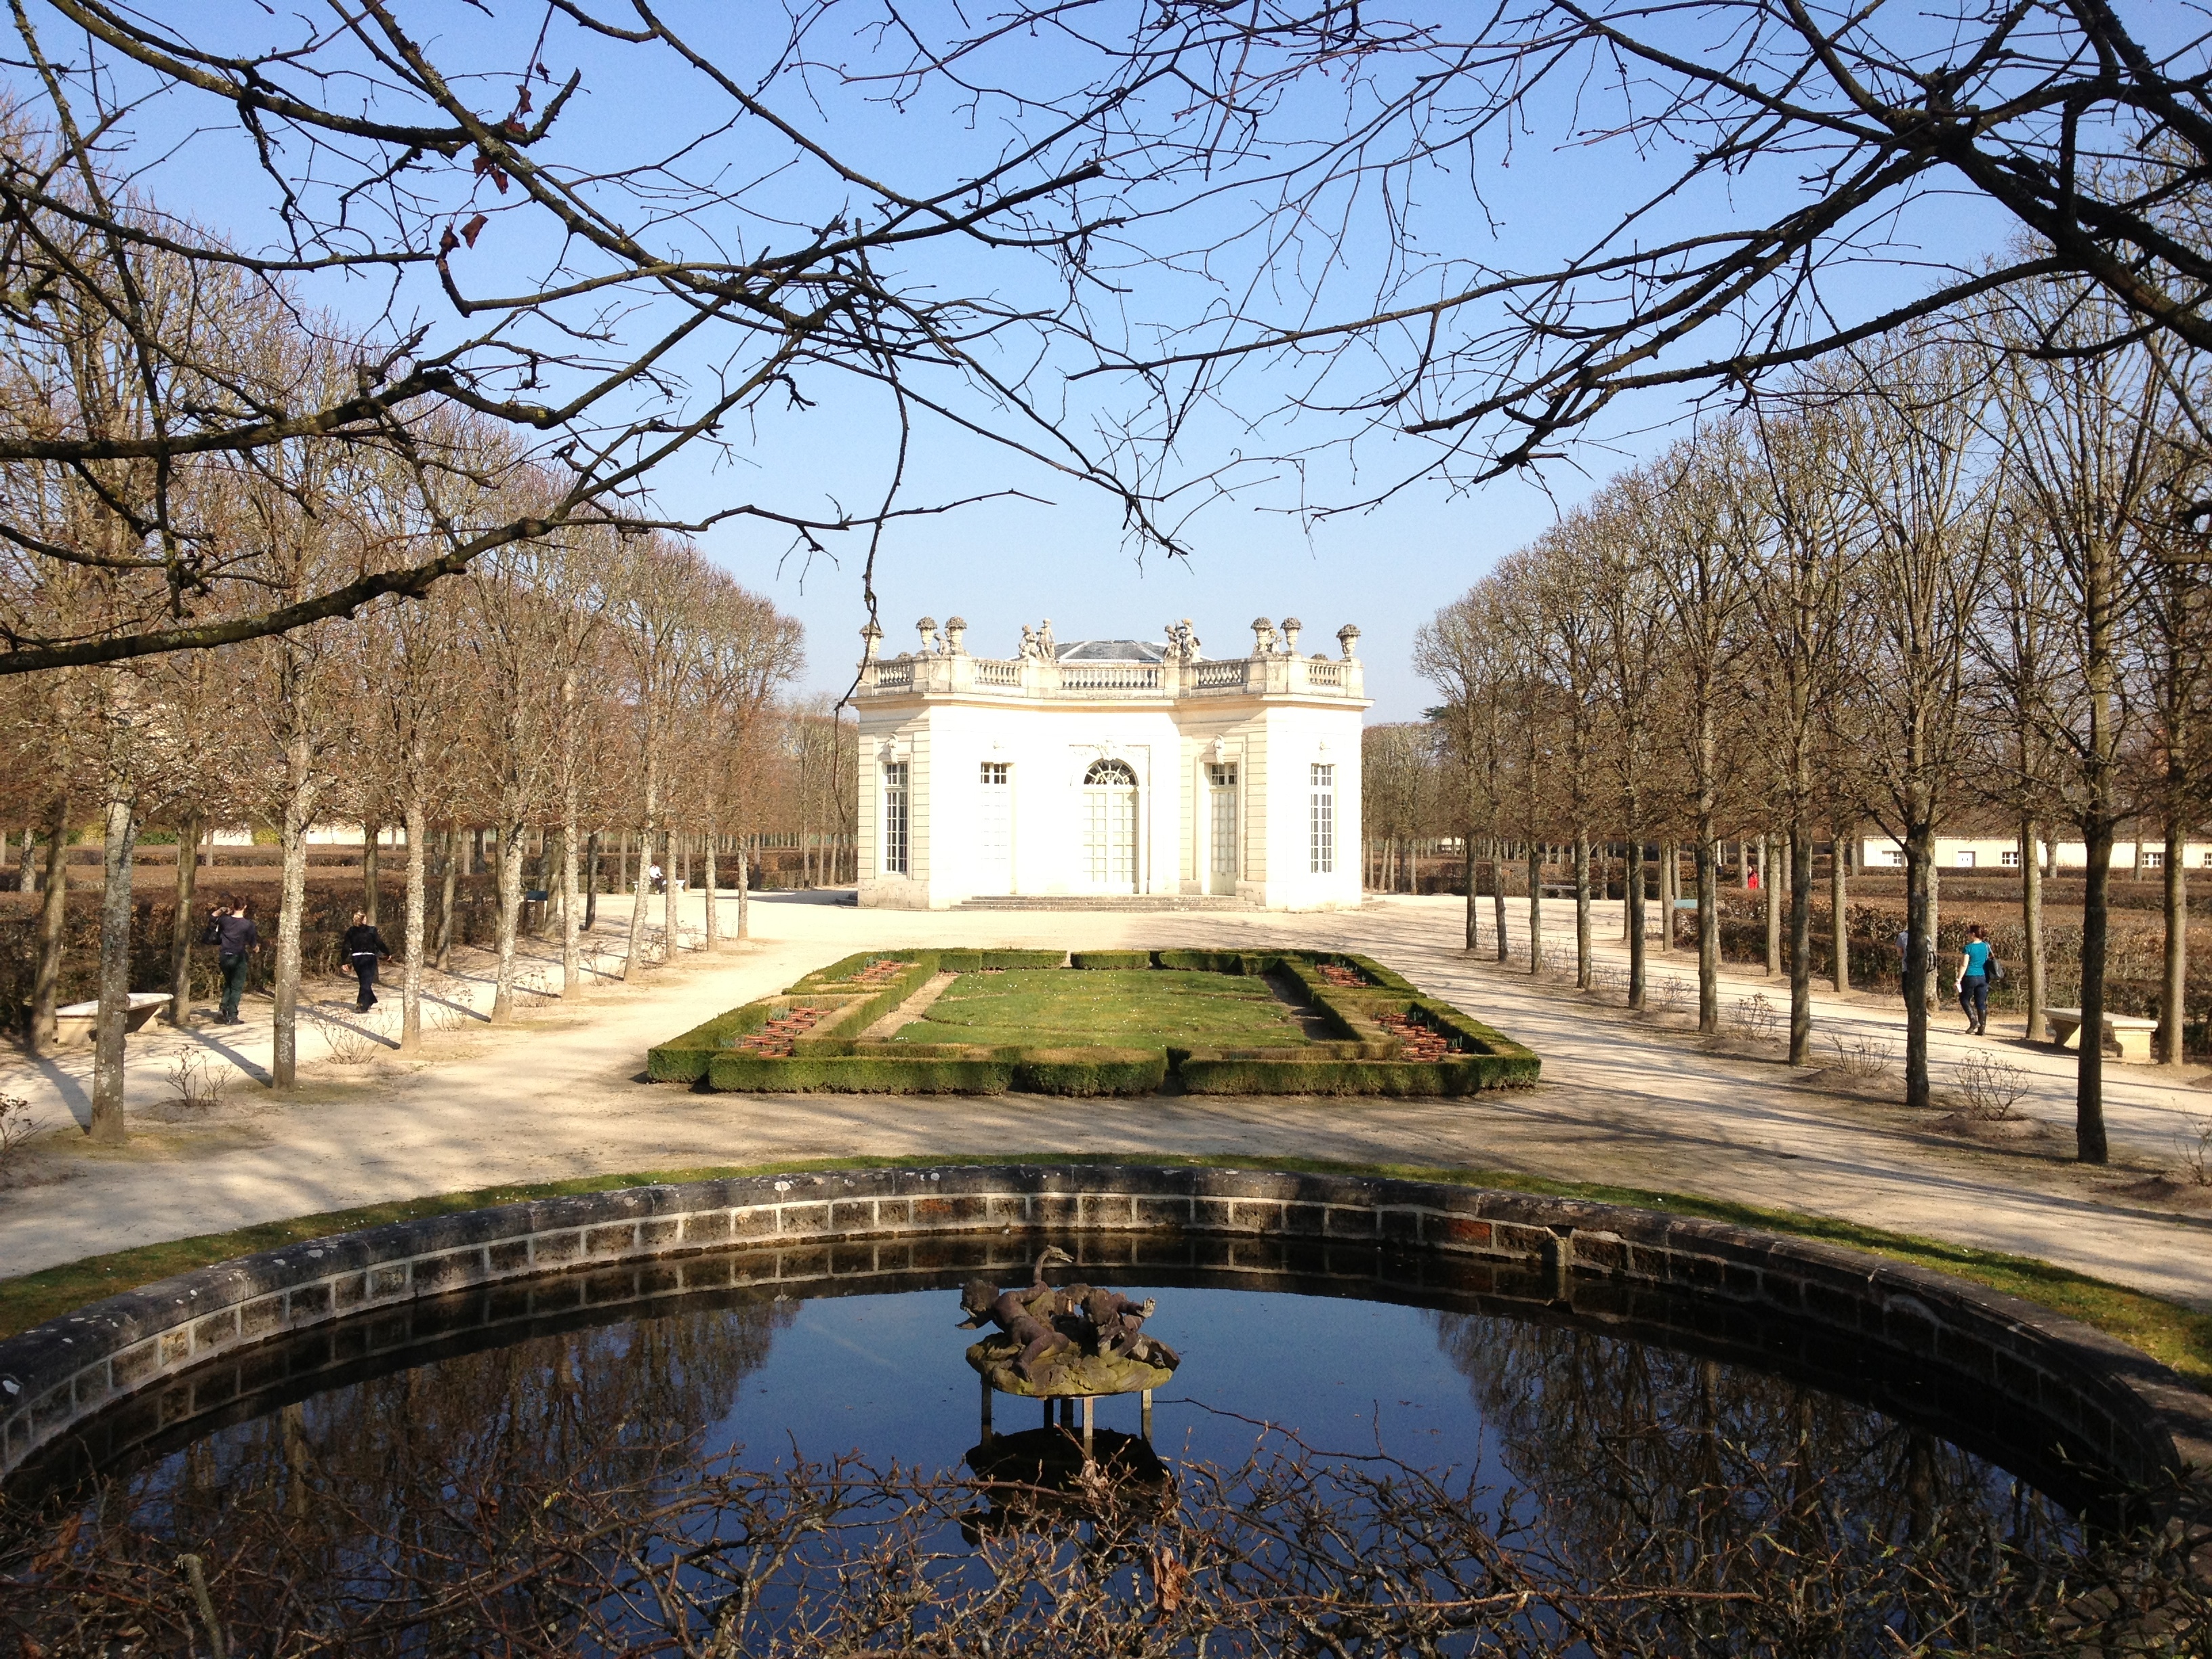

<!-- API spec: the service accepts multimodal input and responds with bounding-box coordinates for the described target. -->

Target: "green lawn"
[890,968,1309,1048]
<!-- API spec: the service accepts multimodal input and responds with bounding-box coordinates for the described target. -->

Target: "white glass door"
[1082,759,1139,891]
[1207,762,1237,895]
[978,762,1012,891]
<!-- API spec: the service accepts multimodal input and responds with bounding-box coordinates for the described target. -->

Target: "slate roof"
[1054,638,1166,663]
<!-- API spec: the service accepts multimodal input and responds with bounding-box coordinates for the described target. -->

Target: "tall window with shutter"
[882,762,909,874]
[1309,762,1335,874]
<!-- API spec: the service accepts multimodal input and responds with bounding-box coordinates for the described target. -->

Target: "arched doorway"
[1082,758,1139,891]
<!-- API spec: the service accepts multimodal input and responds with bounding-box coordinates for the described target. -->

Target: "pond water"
[2,1254,2108,1655]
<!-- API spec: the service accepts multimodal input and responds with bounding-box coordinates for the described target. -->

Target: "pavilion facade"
[851,615,1368,909]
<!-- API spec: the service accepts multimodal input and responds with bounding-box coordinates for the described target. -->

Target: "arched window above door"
[1084,758,1138,786]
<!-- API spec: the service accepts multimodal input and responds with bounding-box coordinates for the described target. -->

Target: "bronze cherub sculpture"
[958,1246,1078,1385]
[956,1246,1179,1397]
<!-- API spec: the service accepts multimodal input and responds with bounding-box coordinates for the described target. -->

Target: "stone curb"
[3,1164,2207,1497]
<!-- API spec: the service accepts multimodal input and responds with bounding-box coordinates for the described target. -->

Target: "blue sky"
[24,3,2021,720]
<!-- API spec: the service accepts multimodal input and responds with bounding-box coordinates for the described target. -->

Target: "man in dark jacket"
[342,911,394,1012]
[202,899,260,1025]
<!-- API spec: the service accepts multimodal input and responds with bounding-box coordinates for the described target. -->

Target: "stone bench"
[2045,1006,2158,1063]
[46,993,171,1049]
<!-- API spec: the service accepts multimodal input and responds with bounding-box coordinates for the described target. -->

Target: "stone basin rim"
[0,1162,2205,1511]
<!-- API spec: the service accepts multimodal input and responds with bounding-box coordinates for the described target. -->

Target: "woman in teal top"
[1956,925,1993,1035]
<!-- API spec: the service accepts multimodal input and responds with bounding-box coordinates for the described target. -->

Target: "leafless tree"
[1643,434,1756,1035]
[0,4,1223,674]
[1095,5,2212,510]
[1986,283,2170,1160]
[1745,405,1866,1064]
[1836,335,1999,1115]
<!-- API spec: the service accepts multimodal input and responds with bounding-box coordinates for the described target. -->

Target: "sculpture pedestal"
[966,1334,1172,1455]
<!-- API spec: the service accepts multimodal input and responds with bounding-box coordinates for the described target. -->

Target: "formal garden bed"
[647,949,1538,1096]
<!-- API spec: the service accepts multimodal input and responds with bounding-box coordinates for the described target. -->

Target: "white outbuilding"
[853,614,1368,909]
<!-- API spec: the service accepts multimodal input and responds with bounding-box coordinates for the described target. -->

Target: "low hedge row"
[704,1046,1166,1095]
[653,947,1536,1097]
[647,1000,787,1083]
[1177,1054,1534,1094]
[1070,949,1153,970]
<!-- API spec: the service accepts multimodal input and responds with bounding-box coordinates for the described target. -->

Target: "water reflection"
[1,1279,2110,1654]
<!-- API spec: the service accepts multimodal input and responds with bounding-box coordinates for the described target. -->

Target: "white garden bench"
[2043,1006,2158,1064]
[47,992,171,1049]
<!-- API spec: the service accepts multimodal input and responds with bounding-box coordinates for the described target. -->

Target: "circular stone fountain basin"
[0,1166,2204,1650]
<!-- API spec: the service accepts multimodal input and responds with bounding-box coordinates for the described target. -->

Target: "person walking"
[342,910,395,1013]
[201,898,260,1025]
[1955,923,1994,1036]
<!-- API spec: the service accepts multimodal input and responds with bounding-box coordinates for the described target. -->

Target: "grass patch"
[891,968,1309,1050]
[1,1153,2204,1399]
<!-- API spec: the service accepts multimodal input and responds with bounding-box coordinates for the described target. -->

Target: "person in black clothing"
[201,898,260,1024]
[343,911,394,1012]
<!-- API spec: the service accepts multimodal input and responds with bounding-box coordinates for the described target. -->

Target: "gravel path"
[1,891,2205,1309]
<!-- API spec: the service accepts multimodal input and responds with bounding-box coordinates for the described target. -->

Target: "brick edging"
[3,1164,2206,1496]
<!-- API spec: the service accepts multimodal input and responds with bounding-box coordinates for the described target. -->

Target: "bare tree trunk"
[88,794,140,1143]
[362,822,380,926]
[1626,831,1647,1008]
[491,824,524,1022]
[28,796,68,1054]
[1903,823,1935,1111]
[662,827,680,954]
[1763,834,1781,976]
[1830,819,1851,993]
[703,828,720,949]
[1525,842,1542,974]
[399,799,427,1053]
[623,822,650,978]
[2077,822,2114,1162]
[584,831,600,933]
[1574,828,1591,989]
[1696,834,1719,1033]
[1658,840,1676,954]
[167,814,200,1025]
[1462,830,1477,951]
[562,796,583,997]
[272,810,308,1091]
[435,826,457,970]
[1788,821,1812,1065]
[1490,838,1507,960]
[2162,811,2188,1066]
[2021,819,2045,1041]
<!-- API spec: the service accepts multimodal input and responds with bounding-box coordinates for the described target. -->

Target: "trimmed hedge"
[1151,949,1272,975]
[647,1000,783,1082]
[708,1052,1013,1092]
[652,946,1536,1096]
[1011,1046,1168,1095]
[1179,1054,1536,1095]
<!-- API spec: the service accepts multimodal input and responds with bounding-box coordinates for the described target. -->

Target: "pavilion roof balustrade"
[853,649,1363,702]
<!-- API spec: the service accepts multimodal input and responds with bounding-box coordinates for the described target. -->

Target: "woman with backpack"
[1955,923,1998,1036]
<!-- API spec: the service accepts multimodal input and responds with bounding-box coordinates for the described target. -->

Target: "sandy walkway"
[1,892,2207,1310]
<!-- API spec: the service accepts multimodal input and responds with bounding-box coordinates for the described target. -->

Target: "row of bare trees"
[1,495,804,1139]
[1417,294,2212,1164]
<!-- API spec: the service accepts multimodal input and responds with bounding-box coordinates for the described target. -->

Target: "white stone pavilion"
[853,614,1368,909]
